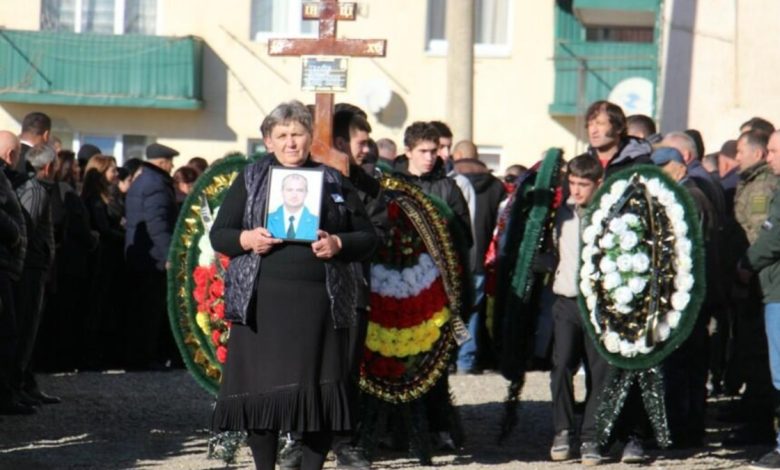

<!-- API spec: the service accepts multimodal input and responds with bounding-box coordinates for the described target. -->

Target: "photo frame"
[264,166,324,243]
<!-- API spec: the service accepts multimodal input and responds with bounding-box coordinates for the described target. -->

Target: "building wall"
[0,0,582,170]
[660,0,780,152]
[3,0,777,170]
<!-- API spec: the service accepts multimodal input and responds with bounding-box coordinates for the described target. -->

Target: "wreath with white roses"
[578,165,704,370]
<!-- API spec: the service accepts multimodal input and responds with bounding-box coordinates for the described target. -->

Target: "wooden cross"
[268,0,387,175]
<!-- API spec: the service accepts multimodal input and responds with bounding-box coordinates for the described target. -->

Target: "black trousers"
[13,268,47,391]
[663,306,709,444]
[550,296,610,442]
[125,270,169,368]
[0,271,17,399]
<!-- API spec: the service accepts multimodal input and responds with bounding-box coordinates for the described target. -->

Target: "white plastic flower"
[668,203,685,222]
[666,310,682,328]
[643,178,660,194]
[603,271,623,290]
[582,225,599,244]
[617,253,634,272]
[599,257,617,274]
[628,277,648,294]
[599,193,617,211]
[671,291,691,311]
[586,295,597,311]
[673,222,689,237]
[604,331,621,353]
[675,254,692,272]
[622,213,640,227]
[580,279,593,297]
[599,233,616,250]
[582,244,600,260]
[654,321,671,342]
[611,180,629,195]
[619,231,639,251]
[637,338,654,355]
[591,209,606,227]
[658,188,676,206]
[615,303,633,314]
[632,253,650,273]
[674,273,694,292]
[609,217,628,235]
[613,286,634,305]
[619,340,638,357]
[580,262,595,279]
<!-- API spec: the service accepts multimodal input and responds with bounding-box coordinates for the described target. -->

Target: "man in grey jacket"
[548,154,607,466]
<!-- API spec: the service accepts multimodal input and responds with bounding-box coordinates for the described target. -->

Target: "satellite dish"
[357,78,392,114]
[608,77,654,116]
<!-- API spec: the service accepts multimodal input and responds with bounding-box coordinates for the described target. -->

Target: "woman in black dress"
[210,100,377,470]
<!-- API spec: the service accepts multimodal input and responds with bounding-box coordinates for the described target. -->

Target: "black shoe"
[335,444,370,470]
[14,389,42,407]
[25,389,61,405]
[751,450,780,469]
[278,437,302,470]
[621,437,647,464]
[0,400,37,415]
[580,441,602,466]
[550,430,571,461]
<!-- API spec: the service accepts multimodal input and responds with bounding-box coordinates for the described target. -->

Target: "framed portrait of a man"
[265,167,324,242]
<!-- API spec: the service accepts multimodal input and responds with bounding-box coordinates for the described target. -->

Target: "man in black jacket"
[451,140,505,373]
[579,100,653,180]
[13,144,59,407]
[124,143,179,370]
[0,130,31,415]
[17,112,51,176]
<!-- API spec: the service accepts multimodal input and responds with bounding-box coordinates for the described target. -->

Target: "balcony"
[0,29,203,109]
[573,0,658,28]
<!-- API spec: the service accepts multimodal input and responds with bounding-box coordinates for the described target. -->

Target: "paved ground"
[0,370,765,469]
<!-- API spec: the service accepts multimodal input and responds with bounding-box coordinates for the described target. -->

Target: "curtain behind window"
[475,0,509,45]
[251,0,315,38]
[125,0,156,35]
[81,0,115,34]
[41,0,77,31]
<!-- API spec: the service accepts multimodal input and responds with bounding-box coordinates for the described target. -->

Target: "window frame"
[477,145,503,173]
[41,0,158,35]
[425,0,514,58]
[250,0,318,42]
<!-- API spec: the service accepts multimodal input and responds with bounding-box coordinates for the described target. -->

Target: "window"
[41,0,157,35]
[585,27,654,43]
[426,0,511,55]
[251,0,316,41]
[477,146,502,173]
[71,133,153,165]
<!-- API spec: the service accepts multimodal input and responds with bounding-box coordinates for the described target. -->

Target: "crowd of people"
[0,112,213,415]
[2,100,780,470]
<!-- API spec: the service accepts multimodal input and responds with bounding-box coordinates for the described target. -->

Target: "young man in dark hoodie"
[451,140,505,373]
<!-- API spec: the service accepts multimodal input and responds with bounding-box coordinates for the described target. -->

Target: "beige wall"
[0,0,581,171]
[660,0,780,153]
[5,1,779,171]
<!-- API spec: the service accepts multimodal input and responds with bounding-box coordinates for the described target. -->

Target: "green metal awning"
[0,29,203,109]
[573,0,658,27]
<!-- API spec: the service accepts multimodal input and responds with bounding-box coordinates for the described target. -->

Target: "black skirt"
[211,243,357,432]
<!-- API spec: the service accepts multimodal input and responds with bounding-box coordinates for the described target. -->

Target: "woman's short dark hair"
[567,154,604,182]
[403,121,439,150]
[585,100,627,139]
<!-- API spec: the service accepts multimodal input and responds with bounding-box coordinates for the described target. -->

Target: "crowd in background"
[2,103,780,468]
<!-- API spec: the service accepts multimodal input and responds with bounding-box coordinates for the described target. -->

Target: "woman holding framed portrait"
[209,100,377,470]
